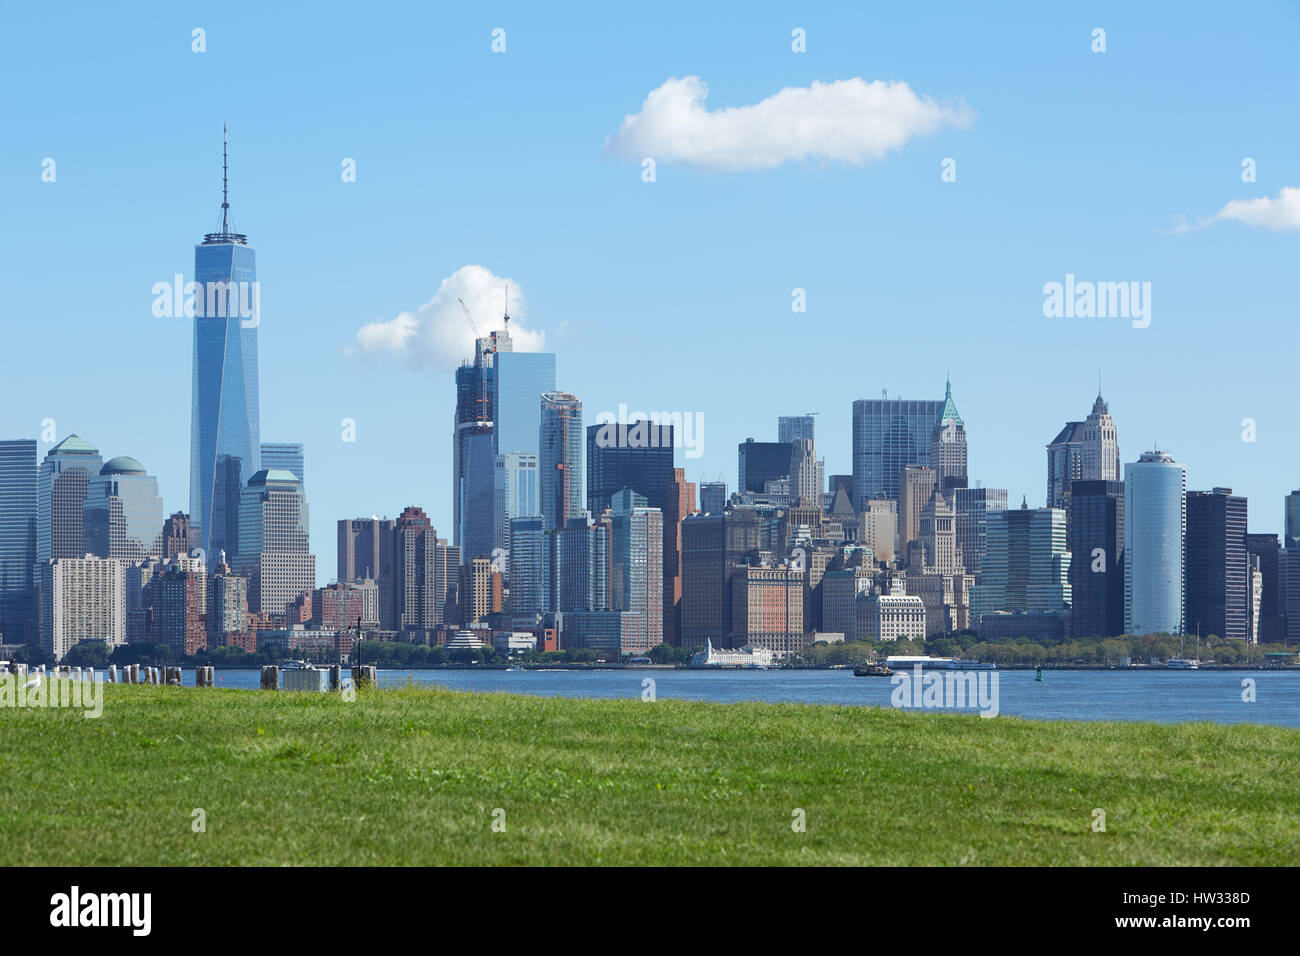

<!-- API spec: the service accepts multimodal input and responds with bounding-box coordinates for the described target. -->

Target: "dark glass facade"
[586,423,674,516]
[1068,479,1125,637]
[851,399,944,504]
[1185,488,1248,640]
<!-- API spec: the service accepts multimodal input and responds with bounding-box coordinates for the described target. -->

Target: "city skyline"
[3,4,1300,589]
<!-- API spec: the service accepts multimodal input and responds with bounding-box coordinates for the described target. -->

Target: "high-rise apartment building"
[557,515,609,613]
[337,516,395,584]
[157,565,208,655]
[608,490,663,654]
[1185,488,1248,641]
[191,129,261,560]
[393,506,457,630]
[39,556,126,660]
[1068,479,1125,638]
[731,562,806,656]
[1124,450,1186,636]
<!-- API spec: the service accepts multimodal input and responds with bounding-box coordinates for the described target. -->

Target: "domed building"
[84,454,164,562]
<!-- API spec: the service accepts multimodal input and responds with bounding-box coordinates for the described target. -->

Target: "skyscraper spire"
[221,121,230,234]
[204,123,247,245]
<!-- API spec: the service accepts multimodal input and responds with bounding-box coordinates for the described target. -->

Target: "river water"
[191,667,1300,727]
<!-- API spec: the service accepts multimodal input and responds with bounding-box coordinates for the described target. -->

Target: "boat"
[885,655,996,671]
[853,662,894,677]
[1166,658,1200,670]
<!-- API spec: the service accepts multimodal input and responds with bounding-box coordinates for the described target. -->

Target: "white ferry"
[886,655,996,671]
[1166,658,1200,670]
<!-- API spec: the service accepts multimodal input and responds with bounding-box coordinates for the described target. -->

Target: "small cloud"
[348,265,544,372]
[1170,186,1300,234]
[603,76,973,172]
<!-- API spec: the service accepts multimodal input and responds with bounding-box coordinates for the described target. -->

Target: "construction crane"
[457,298,480,339]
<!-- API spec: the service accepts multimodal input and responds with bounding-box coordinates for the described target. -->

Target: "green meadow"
[2,683,1296,865]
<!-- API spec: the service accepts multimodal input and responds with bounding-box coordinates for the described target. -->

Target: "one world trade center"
[190,125,260,561]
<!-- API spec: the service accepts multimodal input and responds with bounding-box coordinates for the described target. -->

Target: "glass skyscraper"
[190,129,260,561]
[0,439,37,642]
[851,397,945,505]
[1124,450,1186,636]
[540,392,583,533]
[84,456,165,563]
[37,434,103,563]
[260,443,304,489]
[494,351,555,462]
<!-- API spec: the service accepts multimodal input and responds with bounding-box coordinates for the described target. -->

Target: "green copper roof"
[938,377,963,425]
[50,434,99,455]
[248,468,300,485]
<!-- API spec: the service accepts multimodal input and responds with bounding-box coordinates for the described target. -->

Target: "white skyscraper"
[1081,392,1120,482]
[1124,450,1185,636]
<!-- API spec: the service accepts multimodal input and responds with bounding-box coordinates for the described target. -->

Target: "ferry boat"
[853,662,894,677]
[1166,658,1200,670]
[885,655,996,671]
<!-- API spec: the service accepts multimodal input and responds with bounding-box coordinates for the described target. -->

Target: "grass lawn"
[2,683,1297,865]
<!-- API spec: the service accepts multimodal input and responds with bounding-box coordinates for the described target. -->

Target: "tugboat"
[853,662,895,677]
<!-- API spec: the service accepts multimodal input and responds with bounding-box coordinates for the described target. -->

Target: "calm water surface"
[197,667,1300,727]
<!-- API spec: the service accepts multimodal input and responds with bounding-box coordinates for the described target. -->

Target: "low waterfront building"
[689,639,774,668]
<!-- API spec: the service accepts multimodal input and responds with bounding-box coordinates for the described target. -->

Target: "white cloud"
[604,76,974,171]
[1170,187,1300,234]
[1211,186,1300,231]
[349,265,544,372]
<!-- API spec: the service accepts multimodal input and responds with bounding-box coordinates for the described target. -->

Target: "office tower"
[1080,392,1121,483]
[737,439,792,494]
[508,516,548,615]
[337,516,395,584]
[1068,480,1125,638]
[1282,549,1300,644]
[929,378,967,494]
[586,422,674,516]
[1245,533,1283,643]
[260,443,304,490]
[731,563,806,655]
[1185,488,1248,640]
[788,438,824,506]
[1286,490,1300,549]
[679,509,761,649]
[39,556,125,660]
[1046,422,1085,511]
[84,457,165,562]
[1124,450,1186,636]
[234,469,315,617]
[1048,391,1121,512]
[540,392,583,533]
[37,434,103,563]
[969,502,1071,627]
[494,452,539,559]
[662,468,695,646]
[953,487,1008,578]
[899,465,937,553]
[857,499,898,565]
[0,439,37,643]
[157,565,207,655]
[393,506,455,630]
[851,395,945,505]
[557,515,609,612]
[608,489,663,654]
[777,414,816,445]
[191,128,261,560]
[208,567,249,639]
[917,492,961,573]
[493,348,556,462]
[160,512,192,560]
[699,481,727,515]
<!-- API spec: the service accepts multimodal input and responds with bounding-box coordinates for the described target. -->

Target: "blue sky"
[3,1,1298,583]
